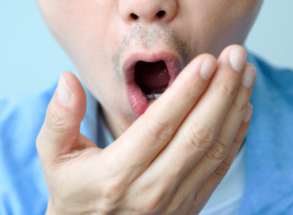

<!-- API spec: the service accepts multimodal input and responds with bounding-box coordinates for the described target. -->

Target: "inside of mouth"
[134,61,170,96]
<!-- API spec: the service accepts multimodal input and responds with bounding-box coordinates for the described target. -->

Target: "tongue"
[135,61,170,92]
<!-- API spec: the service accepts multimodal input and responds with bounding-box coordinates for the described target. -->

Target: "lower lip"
[127,83,156,116]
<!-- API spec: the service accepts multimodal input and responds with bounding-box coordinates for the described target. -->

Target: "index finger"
[102,54,217,180]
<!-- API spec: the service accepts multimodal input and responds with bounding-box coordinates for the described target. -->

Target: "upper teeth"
[147,93,162,100]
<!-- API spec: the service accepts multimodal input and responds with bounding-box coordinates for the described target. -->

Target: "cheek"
[39,1,124,90]
[39,0,133,115]
[179,0,262,56]
[39,1,115,62]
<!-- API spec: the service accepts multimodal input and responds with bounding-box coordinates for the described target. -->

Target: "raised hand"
[37,45,255,215]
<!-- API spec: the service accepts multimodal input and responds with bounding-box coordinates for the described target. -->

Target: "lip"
[123,51,182,117]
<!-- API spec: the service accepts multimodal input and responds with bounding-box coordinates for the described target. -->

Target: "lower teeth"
[147,93,162,100]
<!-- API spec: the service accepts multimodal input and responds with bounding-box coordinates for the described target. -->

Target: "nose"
[119,0,178,24]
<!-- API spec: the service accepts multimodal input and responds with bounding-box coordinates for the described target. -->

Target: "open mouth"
[135,61,169,100]
[124,52,181,116]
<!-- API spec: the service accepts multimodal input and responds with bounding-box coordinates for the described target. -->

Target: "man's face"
[38,0,262,132]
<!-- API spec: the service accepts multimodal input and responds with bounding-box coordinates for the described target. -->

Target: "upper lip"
[123,51,182,87]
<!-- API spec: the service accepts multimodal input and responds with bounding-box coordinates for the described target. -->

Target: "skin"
[36,0,262,214]
[37,0,263,138]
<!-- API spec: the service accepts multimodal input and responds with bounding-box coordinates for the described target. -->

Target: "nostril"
[156,11,166,18]
[130,13,139,20]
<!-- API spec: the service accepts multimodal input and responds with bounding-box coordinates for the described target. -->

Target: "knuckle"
[219,82,237,98]
[102,180,125,200]
[212,160,231,178]
[206,139,229,162]
[231,100,248,115]
[216,78,238,99]
[233,135,245,146]
[45,108,67,133]
[144,194,166,214]
[183,122,215,151]
[162,193,186,214]
[145,118,175,143]
[192,193,209,214]
[215,132,231,147]
[231,91,251,113]
[100,179,126,209]
[137,189,167,214]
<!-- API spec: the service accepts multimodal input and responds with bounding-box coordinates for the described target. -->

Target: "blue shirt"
[0,52,293,214]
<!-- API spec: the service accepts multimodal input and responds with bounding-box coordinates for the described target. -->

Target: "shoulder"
[245,51,293,158]
[247,52,293,89]
[247,51,293,105]
[0,83,57,214]
[240,52,293,214]
[247,51,293,73]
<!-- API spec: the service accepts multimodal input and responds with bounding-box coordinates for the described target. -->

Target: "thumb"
[37,71,87,163]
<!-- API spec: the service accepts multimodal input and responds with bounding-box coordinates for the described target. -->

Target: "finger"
[163,105,253,215]
[187,108,252,215]
[160,61,255,212]
[197,65,255,174]
[142,45,247,191]
[179,64,255,190]
[36,72,95,165]
[102,54,217,180]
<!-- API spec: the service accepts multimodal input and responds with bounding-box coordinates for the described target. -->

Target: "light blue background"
[1,0,292,96]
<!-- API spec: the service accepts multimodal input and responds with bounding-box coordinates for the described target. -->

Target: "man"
[1,0,293,214]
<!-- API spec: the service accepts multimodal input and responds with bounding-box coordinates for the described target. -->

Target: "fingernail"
[229,49,247,72]
[57,74,73,106]
[241,66,256,88]
[243,103,253,122]
[200,58,216,80]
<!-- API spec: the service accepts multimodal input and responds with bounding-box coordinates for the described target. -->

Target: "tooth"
[147,94,154,100]
[154,94,162,99]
